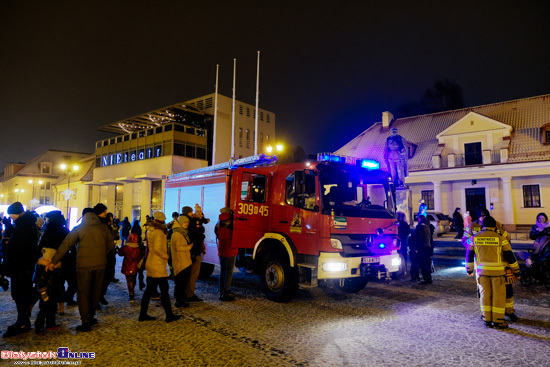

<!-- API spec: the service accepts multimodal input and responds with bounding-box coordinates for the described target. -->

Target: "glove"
[505,268,515,284]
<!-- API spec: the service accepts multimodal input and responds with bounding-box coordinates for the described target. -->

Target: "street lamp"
[60,163,80,224]
[265,143,284,154]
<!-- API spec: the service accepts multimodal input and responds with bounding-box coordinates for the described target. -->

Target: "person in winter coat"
[216,209,237,301]
[118,233,141,302]
[119,217,131,247]
[2,202,40,338]
[131,220,145,290]
[396,212,410,275]
[415,215,433,284]
[34,210,69,334]
[170,216,193,308]
[453,207,465,239]
[96,206,118,305]
[47,208,114,332]
[139,211,180,323]
[181,205,206,302]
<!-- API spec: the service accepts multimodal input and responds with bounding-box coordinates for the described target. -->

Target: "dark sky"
[1,1,549,170]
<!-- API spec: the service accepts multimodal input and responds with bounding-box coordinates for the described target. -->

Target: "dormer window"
[541,123,550,144]
[40,163,52,174]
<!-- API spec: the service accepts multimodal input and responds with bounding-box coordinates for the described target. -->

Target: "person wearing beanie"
[47,206,115,332]
[2,202,40,337]
[139,211,180,323]
[170,215,193,308]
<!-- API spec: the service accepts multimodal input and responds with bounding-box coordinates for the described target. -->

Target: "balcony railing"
[440,150,502,168]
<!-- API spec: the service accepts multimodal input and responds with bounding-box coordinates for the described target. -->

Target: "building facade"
[335,94,550,230]
[90,93,276,221]
[0,150,91,223]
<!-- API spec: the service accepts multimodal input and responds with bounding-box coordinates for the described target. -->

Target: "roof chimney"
[382,111,394,130]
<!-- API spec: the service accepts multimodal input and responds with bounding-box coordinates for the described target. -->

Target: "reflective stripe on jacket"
[465,227,519,277]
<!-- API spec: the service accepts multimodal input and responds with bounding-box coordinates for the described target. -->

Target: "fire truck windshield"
[318,163,396,218]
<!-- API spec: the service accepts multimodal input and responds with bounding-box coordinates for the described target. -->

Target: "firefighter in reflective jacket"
[465,216,520,329]
[462,209,518,321]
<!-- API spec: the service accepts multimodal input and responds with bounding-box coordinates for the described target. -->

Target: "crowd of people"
[1,198,545,336]
[0,201,236,337]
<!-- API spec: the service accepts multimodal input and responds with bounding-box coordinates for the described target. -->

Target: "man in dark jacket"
[47,208,114,332]
[3,202,40,337]
[453,207,464,239]
[416,215,433,284]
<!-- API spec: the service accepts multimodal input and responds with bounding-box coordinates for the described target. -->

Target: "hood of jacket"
[81,212,101,226]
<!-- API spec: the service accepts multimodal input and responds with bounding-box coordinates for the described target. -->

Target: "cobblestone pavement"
[1,256,549,366]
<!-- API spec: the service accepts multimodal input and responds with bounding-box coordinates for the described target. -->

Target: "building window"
[155,126,163,134]
[246,107,250,117]
[239,105,243,115]
[246,129,250,149]
[523,185,541,208]
[464,142,482,165]
[124,135,130,141]
[238,128,243,147]
[421,190,434,210]
[164,124,172,132]
[46,182,51,190]
[116,136,122,143]
[260,111,264,121]
[96,141,103,148]
[110,138,116,145]
[131,133,137,139]
[265,134,270,144]
[196,146,206,160]
[267,113,271,123]
[41,163,51,175]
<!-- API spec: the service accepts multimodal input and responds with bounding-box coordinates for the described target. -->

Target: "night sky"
[1,1,549,171]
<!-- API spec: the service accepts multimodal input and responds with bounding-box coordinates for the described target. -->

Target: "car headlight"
[330,238,343,249]
[391,257,401,267]
[322,262,347,272]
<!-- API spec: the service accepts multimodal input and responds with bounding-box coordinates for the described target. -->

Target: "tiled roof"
[335,94,550,171]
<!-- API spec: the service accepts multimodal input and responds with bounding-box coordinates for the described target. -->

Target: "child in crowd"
[118,233,142,302]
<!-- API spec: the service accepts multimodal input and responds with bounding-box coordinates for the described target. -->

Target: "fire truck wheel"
[333,278,368,293]
[261,251,298,303]
[198,262,215,279]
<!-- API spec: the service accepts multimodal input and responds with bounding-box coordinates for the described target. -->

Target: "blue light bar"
[360,159,380,170]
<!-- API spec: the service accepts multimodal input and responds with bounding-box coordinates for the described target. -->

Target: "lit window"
[523,185,541,208]
[421,190,434,210]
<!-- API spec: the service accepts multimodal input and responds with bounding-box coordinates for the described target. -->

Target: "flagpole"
[254,51,260,156]
[213,64,219,165]
[231,59,236,158]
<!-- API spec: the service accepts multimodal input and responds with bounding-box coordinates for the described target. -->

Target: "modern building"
[89,93,276,221]
[334,94,550,230]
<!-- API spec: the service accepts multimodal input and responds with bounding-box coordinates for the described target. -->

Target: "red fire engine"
[164,154,401,302]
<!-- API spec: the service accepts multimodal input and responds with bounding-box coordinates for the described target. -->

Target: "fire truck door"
[232,170,271,249]
[272,170,320,254]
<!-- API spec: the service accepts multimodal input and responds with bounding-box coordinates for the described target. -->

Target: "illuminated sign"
[101,146,162,167]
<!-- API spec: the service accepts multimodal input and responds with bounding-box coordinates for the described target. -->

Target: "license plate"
[362,257,380,264]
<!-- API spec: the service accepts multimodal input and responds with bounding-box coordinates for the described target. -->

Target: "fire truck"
[164,154,401,302]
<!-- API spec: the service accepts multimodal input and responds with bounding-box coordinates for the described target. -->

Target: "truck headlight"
[322,262,347,272]
[391,257,401,267]
[330,238,343,249]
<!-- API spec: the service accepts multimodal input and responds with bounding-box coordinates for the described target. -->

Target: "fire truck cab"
[164,154,401,302]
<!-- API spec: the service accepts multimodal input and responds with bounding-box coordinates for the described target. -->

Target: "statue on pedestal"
[384,127,408,187]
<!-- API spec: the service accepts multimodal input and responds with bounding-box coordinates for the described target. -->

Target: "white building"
[335,94,550,230]
[89,94,276,221]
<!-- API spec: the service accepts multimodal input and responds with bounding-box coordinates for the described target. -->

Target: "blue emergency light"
[358,159,380,170]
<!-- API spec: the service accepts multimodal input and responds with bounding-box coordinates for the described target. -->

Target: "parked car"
[414,211,451,239]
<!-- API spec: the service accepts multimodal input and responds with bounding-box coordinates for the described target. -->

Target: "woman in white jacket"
[139,212,180,323]
[170,216,193,307]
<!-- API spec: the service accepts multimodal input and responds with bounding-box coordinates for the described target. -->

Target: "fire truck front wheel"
[261,251,298,303]
[333,278,368,293]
